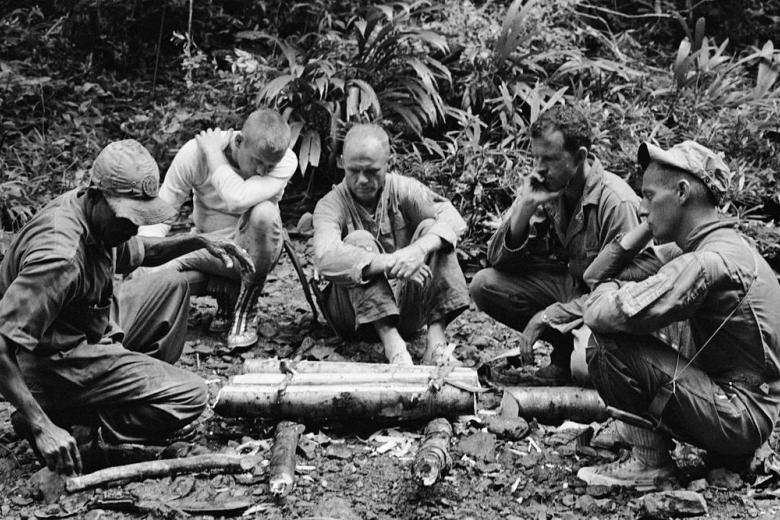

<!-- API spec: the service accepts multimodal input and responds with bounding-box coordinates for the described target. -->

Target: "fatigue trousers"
[587,331,780,456]
[324,220,470,341]
[147,200,284,295]
[17,270,207,444]
[469,266,581,369]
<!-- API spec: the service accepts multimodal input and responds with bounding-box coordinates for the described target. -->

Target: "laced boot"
[577,422,676,490]
[591,418,631,451]
[227,282,262,350]
[206,277,239,333]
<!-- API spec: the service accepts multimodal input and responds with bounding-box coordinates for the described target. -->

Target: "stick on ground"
[65,454,258,493]
[269,420,305,498]
[413,418,453,486]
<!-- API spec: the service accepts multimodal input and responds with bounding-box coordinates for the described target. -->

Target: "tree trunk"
[215,382,477,420]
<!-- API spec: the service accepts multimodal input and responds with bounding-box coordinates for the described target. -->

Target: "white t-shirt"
[140,130,297,237]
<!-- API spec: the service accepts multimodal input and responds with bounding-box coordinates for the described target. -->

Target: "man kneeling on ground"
[578,141,780,488]
[140,109,297,350]
[312,124,470,365]
[0,140,253,475]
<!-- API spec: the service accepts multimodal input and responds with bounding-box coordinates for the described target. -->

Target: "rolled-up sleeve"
[397,176,463,249]
[486,206,548,268]
[115,237,146,275]
[0,258,80,351]
[584,252,721,334]
[312,194,376,286]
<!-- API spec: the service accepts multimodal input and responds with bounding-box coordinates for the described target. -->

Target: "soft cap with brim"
[637,140,731,204]
[90,139,177,226]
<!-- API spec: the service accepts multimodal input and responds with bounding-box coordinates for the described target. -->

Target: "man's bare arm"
[139,235,254,273]
[0,336,81,475]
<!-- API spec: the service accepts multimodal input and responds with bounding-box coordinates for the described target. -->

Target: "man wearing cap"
[139,109,297,350]
[577,141,780,488]
[0,139,253,475]
[469,105,642,384]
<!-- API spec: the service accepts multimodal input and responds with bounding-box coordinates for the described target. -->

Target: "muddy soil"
[1,235,779,519]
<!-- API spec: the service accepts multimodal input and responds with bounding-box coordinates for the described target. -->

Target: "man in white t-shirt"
[140,109,297,349]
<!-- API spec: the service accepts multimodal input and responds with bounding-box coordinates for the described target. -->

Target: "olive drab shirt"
[487,158,641,284]
[312,173,466,286]
[585,218,780,382]
[0,189,144,356]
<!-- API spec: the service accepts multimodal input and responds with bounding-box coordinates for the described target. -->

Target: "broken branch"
[413,418,452,486]
[65,454,259,493]
[269,421,305,498]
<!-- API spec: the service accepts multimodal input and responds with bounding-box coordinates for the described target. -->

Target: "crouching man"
[140,109,297,350]
[0,140,253,475]
[578,141,780,488]
[312,124,470,365]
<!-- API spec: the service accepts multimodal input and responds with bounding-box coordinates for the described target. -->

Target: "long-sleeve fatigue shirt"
[140,132,297,237]
[584,218,780,382]
[0,189,144,357]
[486,158,641,328]
[313,173,466,286]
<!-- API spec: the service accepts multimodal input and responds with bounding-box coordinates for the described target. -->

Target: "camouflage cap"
[638,140,732,204]
[90,139,176,226]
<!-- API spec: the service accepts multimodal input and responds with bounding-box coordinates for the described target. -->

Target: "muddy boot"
[206,277,239,333]
[577,422,676,490]
[591,418,631,451]
[227,282,262,350]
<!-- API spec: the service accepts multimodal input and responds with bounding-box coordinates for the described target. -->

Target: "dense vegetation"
[2,0,779,267]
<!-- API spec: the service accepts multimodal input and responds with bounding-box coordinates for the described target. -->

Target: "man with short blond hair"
[312,124,469,365]
[140,108,297,349]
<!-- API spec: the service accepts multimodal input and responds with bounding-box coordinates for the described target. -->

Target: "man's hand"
[33,422,82,475]
[516,172,563,208]
[195,128,233,159]
[522,309,549,345]
[619,220,653,251]
[203,237,255,274]
[388,244,429,283]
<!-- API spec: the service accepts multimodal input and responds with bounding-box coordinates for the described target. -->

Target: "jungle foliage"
[1,0,779,266]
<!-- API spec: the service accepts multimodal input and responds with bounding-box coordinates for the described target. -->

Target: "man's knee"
[344,230,380,252]
[246,200,280,230]
[469,268,500,311]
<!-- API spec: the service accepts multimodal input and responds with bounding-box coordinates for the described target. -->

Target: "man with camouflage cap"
[577,140,780,488]
[0,139,253,475]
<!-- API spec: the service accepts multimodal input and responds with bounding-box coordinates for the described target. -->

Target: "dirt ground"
[1,234,780,519]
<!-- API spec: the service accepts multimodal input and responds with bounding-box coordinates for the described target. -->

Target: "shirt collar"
[681,217,740,252]
[75,189,99,246]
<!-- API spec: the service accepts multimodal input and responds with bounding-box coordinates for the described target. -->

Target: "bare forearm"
[414,234,444,255]
[0,341,51,433]
[140,235,208,267]
[506,201,537,249]
[362,254,393,279]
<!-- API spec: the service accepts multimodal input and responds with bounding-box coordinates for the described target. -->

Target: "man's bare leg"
[374,318,413,366]
[421,320,458,365]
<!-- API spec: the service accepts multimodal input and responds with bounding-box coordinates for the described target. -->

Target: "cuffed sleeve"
[115,236,146,275]
[0,258,80,351]
[397,176,464,249]
[485,206,547,268]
